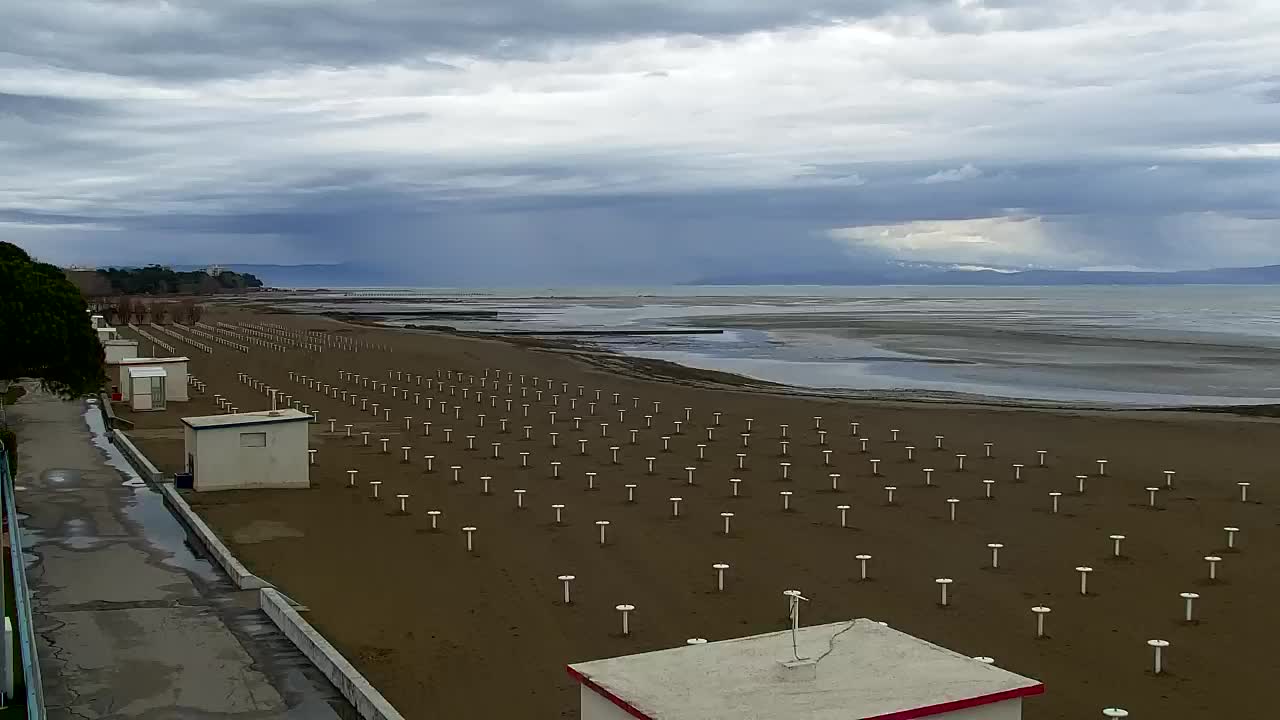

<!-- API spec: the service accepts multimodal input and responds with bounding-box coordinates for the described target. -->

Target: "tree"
[115,296,135,326]
[188,302,204,324]
[1,242,106,423]
[133,303,148,324]
[170,301,188,325]
[151,302,169,324]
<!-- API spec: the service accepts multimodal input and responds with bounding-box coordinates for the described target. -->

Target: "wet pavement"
[9,385,355,720]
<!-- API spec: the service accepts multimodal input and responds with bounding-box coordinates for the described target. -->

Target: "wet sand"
[119,307,1279,720]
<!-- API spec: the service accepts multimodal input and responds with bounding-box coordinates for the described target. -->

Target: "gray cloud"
[3,0,1280,281]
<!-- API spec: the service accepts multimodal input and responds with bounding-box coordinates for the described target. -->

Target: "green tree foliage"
[96,265,263,295]
[0,242,106,400]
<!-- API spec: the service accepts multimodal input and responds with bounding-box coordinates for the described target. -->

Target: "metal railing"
[0,436,45,718]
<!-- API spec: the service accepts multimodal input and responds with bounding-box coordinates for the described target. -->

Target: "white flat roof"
[182,409,311,430]
[126,366,167,379]
[117,356,190,364]
[568,620,1043,720]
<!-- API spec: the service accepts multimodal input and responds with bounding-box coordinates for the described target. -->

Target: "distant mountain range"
[172,262,1280,288]
[690,263,1280,286]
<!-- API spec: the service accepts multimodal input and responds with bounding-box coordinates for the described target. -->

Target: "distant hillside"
[69,264,264,296]
[168,263,396,288]
[691,264,1280,286]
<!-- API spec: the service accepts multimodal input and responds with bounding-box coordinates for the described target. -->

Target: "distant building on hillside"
[205,265,227,277]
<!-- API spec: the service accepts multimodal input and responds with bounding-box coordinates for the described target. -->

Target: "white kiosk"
[569,620,1043,720]
[117,357,189,402]
[182,409,312,491]
[125,366,168,411]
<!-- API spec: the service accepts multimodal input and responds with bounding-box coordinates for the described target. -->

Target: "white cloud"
[828,216,1098,267]
[919,164,983,184]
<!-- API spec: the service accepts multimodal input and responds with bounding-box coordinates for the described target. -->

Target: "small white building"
[103,339,140,365]
[117,357,189,402]
[95,326,120,343]
[125,366,168,411]
[568,620,1043,720]
[181,410,312,491]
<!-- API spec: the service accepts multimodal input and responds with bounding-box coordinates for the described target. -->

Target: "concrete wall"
[111,430,163,483]
[158,484,269,589]
[189,421,310,491]
[581,684,638,720]
[936,697,1022,720]
[104,340,139,365]
[576,687,1023,720]
[259,588,405,720]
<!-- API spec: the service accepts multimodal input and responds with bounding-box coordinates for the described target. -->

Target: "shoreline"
[287,304,1280,420]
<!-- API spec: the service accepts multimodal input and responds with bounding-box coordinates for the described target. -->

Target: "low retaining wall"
[121,414,404,720]
[158,483,270,590]
[111,429,162,483]
[260,588,406,720]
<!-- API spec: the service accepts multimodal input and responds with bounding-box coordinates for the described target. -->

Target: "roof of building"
[117,356,190,365]
[126,366,167,379]
[567,619,1043,720]
[182,409,312,430]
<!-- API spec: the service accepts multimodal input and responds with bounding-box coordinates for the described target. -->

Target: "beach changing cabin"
[95,326,120,343]
[568,619,1043,720]
[125,366,168,411]
[103,339,140,365]
[181,410,311,491]
[117,357,189,402]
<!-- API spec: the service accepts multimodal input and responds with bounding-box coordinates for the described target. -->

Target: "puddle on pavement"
[83,401,219,582]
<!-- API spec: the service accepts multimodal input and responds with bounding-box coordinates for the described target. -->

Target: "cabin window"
[239,432,267,448]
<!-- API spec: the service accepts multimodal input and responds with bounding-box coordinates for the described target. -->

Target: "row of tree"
[93,265,263,295]
[86,297,205,326]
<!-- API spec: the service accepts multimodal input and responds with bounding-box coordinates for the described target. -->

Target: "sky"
[3,0,1279,284]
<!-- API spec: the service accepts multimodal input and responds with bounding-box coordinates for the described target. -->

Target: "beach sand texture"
[119,308,1278,720]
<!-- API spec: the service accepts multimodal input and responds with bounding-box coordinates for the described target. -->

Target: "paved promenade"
[9,386,351,720]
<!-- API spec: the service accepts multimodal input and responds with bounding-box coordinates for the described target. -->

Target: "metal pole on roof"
[783,590,809,661]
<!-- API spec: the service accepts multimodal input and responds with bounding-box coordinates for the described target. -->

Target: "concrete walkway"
[9,386,353,720]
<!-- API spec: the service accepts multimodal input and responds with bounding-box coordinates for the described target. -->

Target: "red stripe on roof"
[567,664,1042,720]
[862,683,1045,720]
[567,666,653,720]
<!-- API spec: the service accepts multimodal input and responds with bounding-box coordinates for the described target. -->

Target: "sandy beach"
[118,306,1279,720]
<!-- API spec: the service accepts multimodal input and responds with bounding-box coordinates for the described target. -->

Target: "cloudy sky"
[3,0,1279,284]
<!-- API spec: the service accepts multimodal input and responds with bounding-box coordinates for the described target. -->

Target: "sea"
[275,286,1280,408]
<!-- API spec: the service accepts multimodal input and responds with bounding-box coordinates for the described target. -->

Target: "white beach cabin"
[117,357,189,402]
[181,409,311,491]
[568,619,1043,720]
[89,314,105,329]
[103,339,140,365]
[125,366,168,411]
[95,326,120,343]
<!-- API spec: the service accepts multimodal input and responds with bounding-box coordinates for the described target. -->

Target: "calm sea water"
[283,286,1280,407]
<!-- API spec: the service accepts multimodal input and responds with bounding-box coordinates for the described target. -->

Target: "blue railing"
[0,436,45,718]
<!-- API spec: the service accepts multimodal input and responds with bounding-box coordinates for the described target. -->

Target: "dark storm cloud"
[3,1,941,80]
